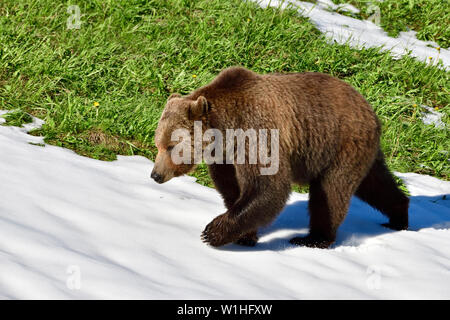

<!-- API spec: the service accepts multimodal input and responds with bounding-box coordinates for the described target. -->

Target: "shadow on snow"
[219,194,450,252]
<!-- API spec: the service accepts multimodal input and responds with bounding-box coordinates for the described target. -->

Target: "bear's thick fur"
[152,67,409,248]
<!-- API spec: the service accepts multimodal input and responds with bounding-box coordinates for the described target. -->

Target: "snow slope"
[0,113,449,299]
[254,0,449,69]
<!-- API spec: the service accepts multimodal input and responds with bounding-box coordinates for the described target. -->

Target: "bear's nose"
[151,171,164,184]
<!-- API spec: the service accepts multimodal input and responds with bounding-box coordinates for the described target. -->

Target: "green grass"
[1,110,33,127]
[0,0,449,191]
[331,0,449,48]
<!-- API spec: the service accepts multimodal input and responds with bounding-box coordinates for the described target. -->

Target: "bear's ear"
[188,96,210,120]
[168,93,182,100]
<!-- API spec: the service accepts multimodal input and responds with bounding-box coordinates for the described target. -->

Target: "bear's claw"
[201,213,240,247]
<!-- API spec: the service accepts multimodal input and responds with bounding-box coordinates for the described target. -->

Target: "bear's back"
[191,67,379,137]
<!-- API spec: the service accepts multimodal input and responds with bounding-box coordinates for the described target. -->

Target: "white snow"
[1,113,449,299]
[253,0,449,69]
[420,105,446,129]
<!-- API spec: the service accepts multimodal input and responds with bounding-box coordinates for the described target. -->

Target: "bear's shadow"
[219,194,450,252]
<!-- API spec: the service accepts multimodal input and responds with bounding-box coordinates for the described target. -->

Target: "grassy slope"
[0,0,449,190]
[331,0,449,48]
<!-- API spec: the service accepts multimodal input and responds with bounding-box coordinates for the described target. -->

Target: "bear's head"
[151,93,210,184]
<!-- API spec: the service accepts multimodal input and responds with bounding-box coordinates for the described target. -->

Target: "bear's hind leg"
[289,175,353,248]
[355,153,409,230]
[290,146,375,248]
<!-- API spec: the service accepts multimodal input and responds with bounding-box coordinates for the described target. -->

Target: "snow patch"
[420,105,446,129]
[0,112,449,299]
[253,0,449,69]
[307,0,360,14]
[395,172,450,197]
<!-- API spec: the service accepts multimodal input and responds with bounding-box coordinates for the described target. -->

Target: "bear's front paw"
[201,213,240,247]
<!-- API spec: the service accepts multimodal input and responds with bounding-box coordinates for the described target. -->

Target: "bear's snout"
[151,170,164,184]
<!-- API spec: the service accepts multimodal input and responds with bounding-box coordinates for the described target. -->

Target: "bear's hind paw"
[289,235,333,249]
[381,222,408,231]
[234,230,258,247]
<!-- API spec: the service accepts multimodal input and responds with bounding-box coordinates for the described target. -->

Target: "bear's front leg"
[208,164,260,246]
[202,171,291,247]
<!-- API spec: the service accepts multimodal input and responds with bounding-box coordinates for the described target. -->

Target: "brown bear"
[151,67,409,248]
